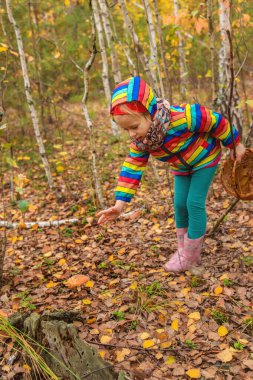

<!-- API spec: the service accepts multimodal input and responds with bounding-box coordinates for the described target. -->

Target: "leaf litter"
[0,106,253,379]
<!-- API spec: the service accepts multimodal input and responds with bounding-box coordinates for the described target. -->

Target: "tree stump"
[10,312,123,380]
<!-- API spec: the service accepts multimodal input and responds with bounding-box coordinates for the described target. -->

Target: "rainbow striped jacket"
[115,103,240,202]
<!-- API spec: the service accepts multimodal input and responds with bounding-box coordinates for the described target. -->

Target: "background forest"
[0,1,253,380]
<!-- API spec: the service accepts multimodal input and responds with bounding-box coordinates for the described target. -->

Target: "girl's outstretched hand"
[230,142,246,163]
[97,202,126,225]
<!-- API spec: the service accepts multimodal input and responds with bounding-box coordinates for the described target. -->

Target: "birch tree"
[143,0,163,97]
[91,0,118,135]
[216,0,243,136]
[153,0,173,102]
[98,0,121,84]
[80,4,104,208]
[118,0,158,94]
[108,6,137,76]
[5,0,55,190]
[173,0,188,98]
[207,0,217,101]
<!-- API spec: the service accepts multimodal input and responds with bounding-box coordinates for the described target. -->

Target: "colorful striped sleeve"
[185,103,240,148]
[115,143,150,202]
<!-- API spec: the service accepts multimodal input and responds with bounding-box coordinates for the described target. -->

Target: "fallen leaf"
[46,280,58,288]
[165,356,175,365]
[171,319,179,331]
[85,280,94,288]
[143,340,155,349]
[217,348,233,362]
[218,326,228,337]
[188,312,200,320]
[100,335,112,344]
[82,299,92,305]
[115,348,131,362]
[140,332,150,340]
[214,286,223,295]
[186,368,201,378]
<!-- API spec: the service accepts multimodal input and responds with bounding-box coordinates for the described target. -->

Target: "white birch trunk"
[91,0,118,136]
[107,8,137,76]
[98,0,121,84]
[81,11,105,208]
[173,0,187,98]
[217,0,243,135]
[207,0,217,100]
[118,0,158,93]
[153,0,172,102]
[5,0,55,190]
[143,0,164,97]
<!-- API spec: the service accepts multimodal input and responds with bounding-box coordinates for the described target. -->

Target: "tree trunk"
[173,0,187,98]
[98,0,121,84]
[9,312,122,380]
[142,0,161,95]
[91,0,118,136]
[207,0,217,101]
[216,0,243,136]
[153,0,173,102]
[81,6,105,208]
[28,1,47,137]
[118,0,158,93]
[5,0,55,191]
[108,9,137,76]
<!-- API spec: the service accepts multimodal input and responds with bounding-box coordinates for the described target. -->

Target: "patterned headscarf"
[110,76,157,116]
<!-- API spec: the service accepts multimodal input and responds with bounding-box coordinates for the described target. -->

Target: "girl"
[97,76,246,272]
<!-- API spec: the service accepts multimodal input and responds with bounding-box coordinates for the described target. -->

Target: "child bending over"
[97,76,246,272]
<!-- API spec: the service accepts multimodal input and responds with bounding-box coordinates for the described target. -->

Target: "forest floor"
[0,102,253,379]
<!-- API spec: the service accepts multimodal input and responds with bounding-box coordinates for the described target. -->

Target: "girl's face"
[114,113,152,141]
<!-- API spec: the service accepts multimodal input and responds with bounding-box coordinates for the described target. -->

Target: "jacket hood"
[110,76,157,116]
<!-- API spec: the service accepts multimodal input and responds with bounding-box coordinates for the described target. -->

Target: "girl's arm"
[115,142,150,202]
[185,103,241,149]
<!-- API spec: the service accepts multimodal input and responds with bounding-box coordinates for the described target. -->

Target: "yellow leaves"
[56,164,64,173]
[58,258,66,266]
[223,200,230,209]
[165,356,176,365]
[171,319,179,331]
[46,280,58,288]
[140,332,150,340]
[100,335,112,344]
[130,281,138,290]
[167,218,174,225]
[142,340,155,349]
[115,348,130,362]
[85,280,94,288]
[0,46,8,53]
[17,156,31,161]
[82,299,92,305]
[90,329,99,335]
[188,312,200,321]
[186,368,201,378]
[214,286,223,296]
[218,326,228,337]
[118,248,125,255]
[216,348,233,362]
[161,341,171,349]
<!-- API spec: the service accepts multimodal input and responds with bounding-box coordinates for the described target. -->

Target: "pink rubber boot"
[163,227,187,271]
[164,233,204,273]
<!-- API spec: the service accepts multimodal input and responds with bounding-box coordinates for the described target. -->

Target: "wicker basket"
[221,148,253,201]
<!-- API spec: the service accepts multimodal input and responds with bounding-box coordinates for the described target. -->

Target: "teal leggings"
[174,165,217,239]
